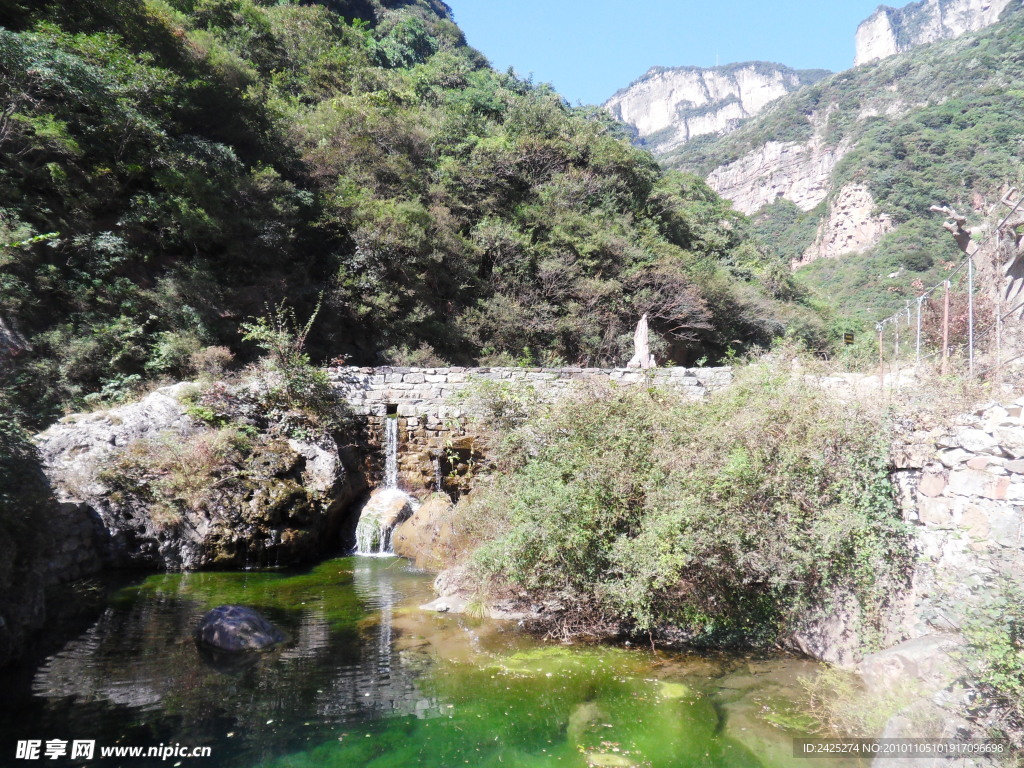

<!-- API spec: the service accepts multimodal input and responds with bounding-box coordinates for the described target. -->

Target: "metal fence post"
[941,280,951,376]
[878,323,885,394]
[968,253,975,377]
[916,296,923,365]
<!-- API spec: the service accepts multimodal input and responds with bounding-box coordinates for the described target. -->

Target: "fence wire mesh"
[873,193,1024,387]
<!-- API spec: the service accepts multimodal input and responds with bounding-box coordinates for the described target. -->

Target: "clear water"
[0,558,858,768]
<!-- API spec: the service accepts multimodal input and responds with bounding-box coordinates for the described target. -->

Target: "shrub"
[799,666,926,737]
[190,345,235,377]
[963,582,1024,730]
[241,300,344,430]
[384,342,448,367]
[455,366,910,646]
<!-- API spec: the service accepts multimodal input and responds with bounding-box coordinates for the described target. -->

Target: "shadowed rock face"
[195,605,287,653]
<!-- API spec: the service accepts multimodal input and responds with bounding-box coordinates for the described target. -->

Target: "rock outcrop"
[353,488,414,554]
[855,0,1018,66]
[795,184,896,266]
[35,383,367,571]
[706,135,850,215]
[604,63,828,154]
[392,495,454,570]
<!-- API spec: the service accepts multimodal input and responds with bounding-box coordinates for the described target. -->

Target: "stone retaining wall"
[329,365,733,494]
[861,399,1024,752]
[330,365,731,416]
[893,399,1024,637]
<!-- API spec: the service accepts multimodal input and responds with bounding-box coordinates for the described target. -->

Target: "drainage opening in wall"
[385,403,398,416]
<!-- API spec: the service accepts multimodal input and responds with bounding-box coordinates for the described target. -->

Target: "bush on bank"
[453,366,912,646]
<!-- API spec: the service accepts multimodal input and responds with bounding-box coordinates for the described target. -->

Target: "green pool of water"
[0,557,857,768]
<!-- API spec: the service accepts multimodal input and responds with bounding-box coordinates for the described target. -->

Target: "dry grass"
[101,427,251,528]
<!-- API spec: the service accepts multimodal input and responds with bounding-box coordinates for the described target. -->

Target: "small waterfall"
[354,415,415,556]
[384,416,399,490]
[354,489,416,556]
[433,456,443,493]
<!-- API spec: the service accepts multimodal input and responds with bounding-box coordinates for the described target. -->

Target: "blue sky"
[446,0,889,106]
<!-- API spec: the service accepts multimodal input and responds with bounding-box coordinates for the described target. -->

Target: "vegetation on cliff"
[663,3,1024,322]
[449,366,910,647]
[0,0,814,431]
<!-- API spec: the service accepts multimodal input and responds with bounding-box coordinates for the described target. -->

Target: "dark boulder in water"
[195,605,287,652]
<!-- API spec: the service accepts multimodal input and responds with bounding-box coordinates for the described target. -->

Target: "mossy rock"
[244,478,311,527]
[245,439,301,478]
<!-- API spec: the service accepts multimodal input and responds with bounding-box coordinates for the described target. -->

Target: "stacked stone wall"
[893,399,1024,637]
[329,365,732,494]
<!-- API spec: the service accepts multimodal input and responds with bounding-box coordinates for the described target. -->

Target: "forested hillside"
[665,3,1024,321]
[0,0,811,427]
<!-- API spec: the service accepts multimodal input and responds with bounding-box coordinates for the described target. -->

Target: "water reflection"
[0,558,859,768]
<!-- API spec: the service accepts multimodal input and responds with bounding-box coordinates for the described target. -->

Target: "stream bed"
[0,557,861,767]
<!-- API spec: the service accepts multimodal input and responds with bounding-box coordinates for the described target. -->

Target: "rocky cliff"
[659,0,1024,282]
[705,134,850,216]
[36,383,367,571]
[796,184,896,265]
[604,63,828,154]
[855,0,1018,65]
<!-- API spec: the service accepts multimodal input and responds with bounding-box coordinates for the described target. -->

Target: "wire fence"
[872,193,1024,387]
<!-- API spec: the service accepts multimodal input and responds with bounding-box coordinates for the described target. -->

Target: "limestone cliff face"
[855,0,1017,65]
[705,130,850,216]
[604,63,828,154]
[796,184,895,266]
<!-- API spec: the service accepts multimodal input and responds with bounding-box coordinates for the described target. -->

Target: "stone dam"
[329,365,733,494]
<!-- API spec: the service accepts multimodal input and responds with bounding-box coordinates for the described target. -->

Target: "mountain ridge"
[664,1,1024,318]
[855,0,1019,65]
[604,62,829,155]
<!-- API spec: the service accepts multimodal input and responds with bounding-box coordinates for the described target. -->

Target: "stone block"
[893,443,935,469]
[424,375,447,383]
[397,402,423,417]
[955,428,1000,454]
[989,508,1023,548]
[960,505,991,538]
[918,497,954,527]
[404,373,426,384]
[994,427,1024,458]
[918,473,947,498]
[1007,460,1024,474]
[947,469,1004,499]
[385,374,404,384]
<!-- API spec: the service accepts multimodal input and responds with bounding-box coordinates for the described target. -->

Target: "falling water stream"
[383,415,399,490]
[354,415,417,556]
